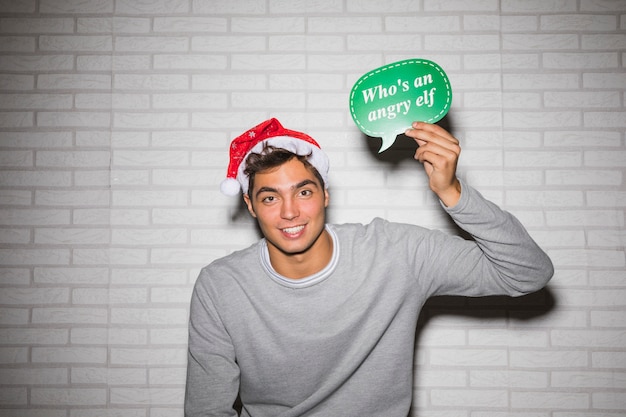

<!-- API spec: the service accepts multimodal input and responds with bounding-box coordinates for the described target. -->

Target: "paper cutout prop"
[349,58,452,153]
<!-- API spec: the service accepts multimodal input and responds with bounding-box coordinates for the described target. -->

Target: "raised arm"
[405,121,462,207]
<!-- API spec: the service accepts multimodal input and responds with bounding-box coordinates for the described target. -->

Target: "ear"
[243,194,257,218]
[324,188,330,208]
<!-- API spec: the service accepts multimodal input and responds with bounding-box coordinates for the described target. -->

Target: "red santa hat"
[220,118,329,196]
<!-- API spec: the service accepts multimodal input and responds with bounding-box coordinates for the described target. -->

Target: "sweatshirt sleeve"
[426,180,554,297]
[185,268,240,417]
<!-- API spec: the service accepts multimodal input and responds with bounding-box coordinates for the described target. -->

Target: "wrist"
[437,179,462,207]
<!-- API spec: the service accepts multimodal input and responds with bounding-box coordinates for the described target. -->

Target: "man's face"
[244,157,330,270]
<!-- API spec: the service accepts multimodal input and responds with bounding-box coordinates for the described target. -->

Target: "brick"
[546,169,622,186]
[0,248,70,265]
[153,55,227,71]
[543,52,619,69]
[430,349,508,367]
[511,391,588,409]
[431,389,508,407]
[112,190,187,206]
[471,370,547,388]
[115,0,188,14]
[34,267,109,284]
[73,248,148,265]
[504,111,581,128]
[232,53,306,71]
[0,308,29,325]
[0,388,27,406]
[0,55,73,72]
[506,190,583,207]
[592,351,626,369]
[192,0,266,14]
[154,17,227,32]
[32,308,108,324]
[0,329,68,345]
[545,130,621,147]
[505,151,581,168]
[0,74,34,90]
[110,387,184,405]
[0,287,68,305]
[545,91,620,108]
[39,35,111,52]
[503,34,578,50]
[549,249,625,268]
[0,111,33,128]
[309,16,382,33]
[502,0,577,12]
[588,229,626,247]
[114,112,189,129]
[113,74,188,91]
[0,171,72,188]
[386,16,460,32]
[583,34,626,50]
[72,288,147,304]
[584,111,626,128]
[110,268,187,285]
[0,368,68,385]
[510,350,588,368]
[149,367,186,385]
[232,17,304,33]
[150,247,228,265]
[0,36,35,52]
[0,93,73,110]
[77,17,150,34]
[583,72,626,89]
[149,328,188,345]
[426,35,500,51]
[110,308,188,325]
[37,112,111,128]
[110,348,186,365]
[553,330,626,348]
[504,73,579,90]
[425,0,498,11]
[114,36,188,52]
[31,388,106,406]
[270,35,345,52]
[232,91,305,109]
[348,34,425,51]
[71,367,146,385]
[0,229,31,245]
[0,347,28,365]
[468,329,548,347]
[592,392,626,411]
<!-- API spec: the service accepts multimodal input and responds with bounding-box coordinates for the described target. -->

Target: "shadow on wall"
[362,114,454,167]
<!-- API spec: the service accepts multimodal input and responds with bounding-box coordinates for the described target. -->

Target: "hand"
[405,122,462,207]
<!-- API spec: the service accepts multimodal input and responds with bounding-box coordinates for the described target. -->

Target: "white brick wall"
[0,0,624,415]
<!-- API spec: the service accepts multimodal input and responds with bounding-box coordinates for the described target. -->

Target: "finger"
[405,124,459,152]
[414,139,460,163]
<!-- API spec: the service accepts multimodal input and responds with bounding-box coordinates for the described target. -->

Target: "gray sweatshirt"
[185,183,553,417]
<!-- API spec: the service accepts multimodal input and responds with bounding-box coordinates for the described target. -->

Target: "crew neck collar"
[259,225,339,289]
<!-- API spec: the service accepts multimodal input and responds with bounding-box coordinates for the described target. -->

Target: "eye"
[261,195,276,203]
[299,189,313,197]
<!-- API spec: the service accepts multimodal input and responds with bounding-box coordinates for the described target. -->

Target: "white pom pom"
[220,178,241,196]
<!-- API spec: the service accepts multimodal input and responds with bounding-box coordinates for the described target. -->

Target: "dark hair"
[244,145,325,195]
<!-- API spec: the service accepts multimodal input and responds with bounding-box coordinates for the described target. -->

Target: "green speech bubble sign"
[349,58,452,153]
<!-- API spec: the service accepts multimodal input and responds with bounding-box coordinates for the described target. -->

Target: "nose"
[280,196,299,220]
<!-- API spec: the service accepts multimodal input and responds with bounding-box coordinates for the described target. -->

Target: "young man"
[185,118,553,417]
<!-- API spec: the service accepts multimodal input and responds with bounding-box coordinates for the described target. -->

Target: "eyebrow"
[254,179,320,199]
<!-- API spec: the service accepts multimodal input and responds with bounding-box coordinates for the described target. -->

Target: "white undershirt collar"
[259,225,339,289]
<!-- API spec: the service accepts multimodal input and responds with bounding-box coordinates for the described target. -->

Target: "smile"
[282,225,305,235]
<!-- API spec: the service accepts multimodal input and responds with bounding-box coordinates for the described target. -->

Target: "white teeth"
[282,225,304,235]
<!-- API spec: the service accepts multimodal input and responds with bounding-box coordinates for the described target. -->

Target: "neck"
[268,228,333,279]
